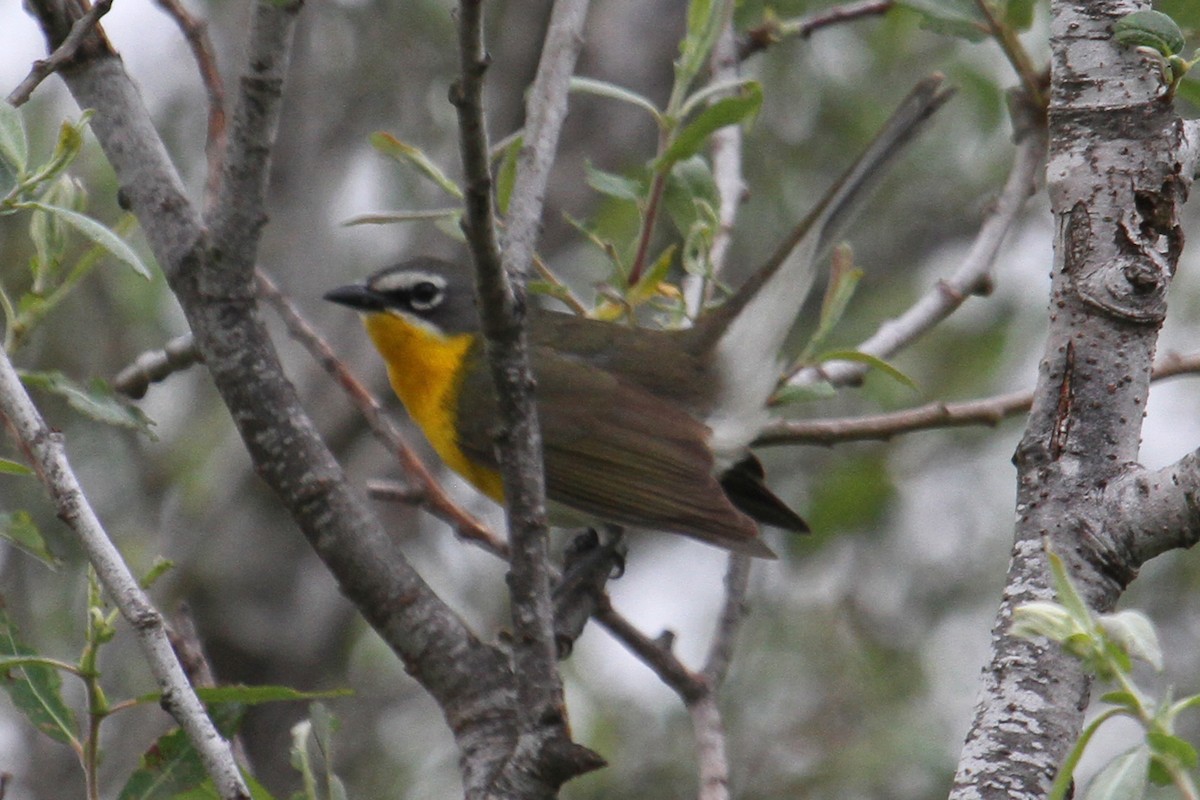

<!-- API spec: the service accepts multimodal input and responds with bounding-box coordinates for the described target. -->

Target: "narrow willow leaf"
[816,349,919,390]
[1045,549,1093,629]
[1004,0,1036,30]
[1097,609,1163,670]
[19,371,157,436]
[657,83,763,168]
[584,161,644,202]
[0,101,28,173]
[18,202,150,278]
[0,602,78,746]
[369,132,463,199]
[1083,745,1150,800]
[0,458,32,476]
[0,511,59,567]
[496,136,522,215]
[569,77,663,125]
[1147,731,1198,768]
[896,0,989,41]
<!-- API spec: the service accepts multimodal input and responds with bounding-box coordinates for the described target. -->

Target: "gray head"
[324,257,481,336]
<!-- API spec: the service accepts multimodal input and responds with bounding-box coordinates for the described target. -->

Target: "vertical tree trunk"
[950,1,1191,797]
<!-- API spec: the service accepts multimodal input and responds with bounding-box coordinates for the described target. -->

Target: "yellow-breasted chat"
[326,77,951,558]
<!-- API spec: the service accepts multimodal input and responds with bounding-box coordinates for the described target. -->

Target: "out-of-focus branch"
[151,0,227,211]
[7,0,113,106]
[789,95,1046,391]
[112,334,202,399]
[739,0,894,60]
[0,349,249,800]
[255,270,505,556]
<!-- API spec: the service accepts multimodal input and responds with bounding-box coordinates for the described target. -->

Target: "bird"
[325,76,951,558]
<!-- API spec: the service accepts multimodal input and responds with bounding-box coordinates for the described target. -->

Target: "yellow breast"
[362,313,504,501]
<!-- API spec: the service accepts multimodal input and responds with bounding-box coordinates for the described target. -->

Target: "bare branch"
[112,334,202,399]
[0,349,250,800]
[789,96,1046,390]
[151,0,227,212]
[761,350,1200,446]
[740,0,894,60]
[7,0,114,107]
[255,270,505,557]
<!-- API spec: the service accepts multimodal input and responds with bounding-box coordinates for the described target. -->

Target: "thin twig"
[740,0,894,60]
[762,350,1200,446]
[787,96,1047,390]
[7,0,114,107]
[255,270,504,556]
[112,334,202,399]
[0,350,249,800]
[151,0,228,212]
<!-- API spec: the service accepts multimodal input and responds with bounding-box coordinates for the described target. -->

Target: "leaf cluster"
[1013,548,1200,800]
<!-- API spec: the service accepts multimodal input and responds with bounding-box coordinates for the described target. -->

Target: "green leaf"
[197,685,352,706]
[1097,609,1163,670]
[584,161,644,202]
[19,371,157,436]
[0,511,59,567]
[1011,600,1081,643]
[133,684,351,708]
[139,557,175,590]
[569,77,663,125]
[118,704,248,800]
[770,381,838,405]
[1098,690,1141,710]
[896,0,989,41]
[1083,745,1150,800]
[1048,707,1127,800]
[815,349,919,390]
[495,135,522,216]
[118,727,210,800]
[0,601,78,746]
[173,773,276,800]
[18,202,151,279]
[0,458,32,476]
[1114,10,1186,57]
[369,132,463,199]
[1044,548,1093,627]
[657,83,763,169]
[0,101,28,174]
[663,155,720,237]
[1004,0,1035,30]
[1147,731,1198,768]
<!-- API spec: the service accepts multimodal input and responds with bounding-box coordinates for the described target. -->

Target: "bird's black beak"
[324,282,385,312]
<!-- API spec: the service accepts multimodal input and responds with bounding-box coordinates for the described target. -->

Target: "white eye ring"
[408,280,444,311]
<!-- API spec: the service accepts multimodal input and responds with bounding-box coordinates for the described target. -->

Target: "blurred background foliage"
[0,0,1199,798]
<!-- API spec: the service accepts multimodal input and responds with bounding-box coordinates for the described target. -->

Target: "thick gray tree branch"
[24,1,524,794]
[0,351,249,800]
[950,1,1195,796]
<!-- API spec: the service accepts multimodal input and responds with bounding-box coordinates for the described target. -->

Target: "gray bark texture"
[950,1,1200,797]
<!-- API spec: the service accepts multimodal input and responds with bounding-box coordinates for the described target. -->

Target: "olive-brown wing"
[454,345,774,558]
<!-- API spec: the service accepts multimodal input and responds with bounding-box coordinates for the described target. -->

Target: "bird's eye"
[408,280,443,311]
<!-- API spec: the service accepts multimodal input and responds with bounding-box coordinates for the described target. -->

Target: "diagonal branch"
[7,0,114,106]
[759,350,1200,446]
[0,349,249,800]
[789,94,1046,391]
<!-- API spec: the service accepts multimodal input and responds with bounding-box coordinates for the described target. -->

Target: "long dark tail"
[692,75,953,456]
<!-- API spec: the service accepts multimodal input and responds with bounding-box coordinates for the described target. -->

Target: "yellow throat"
[362,312,504,501]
